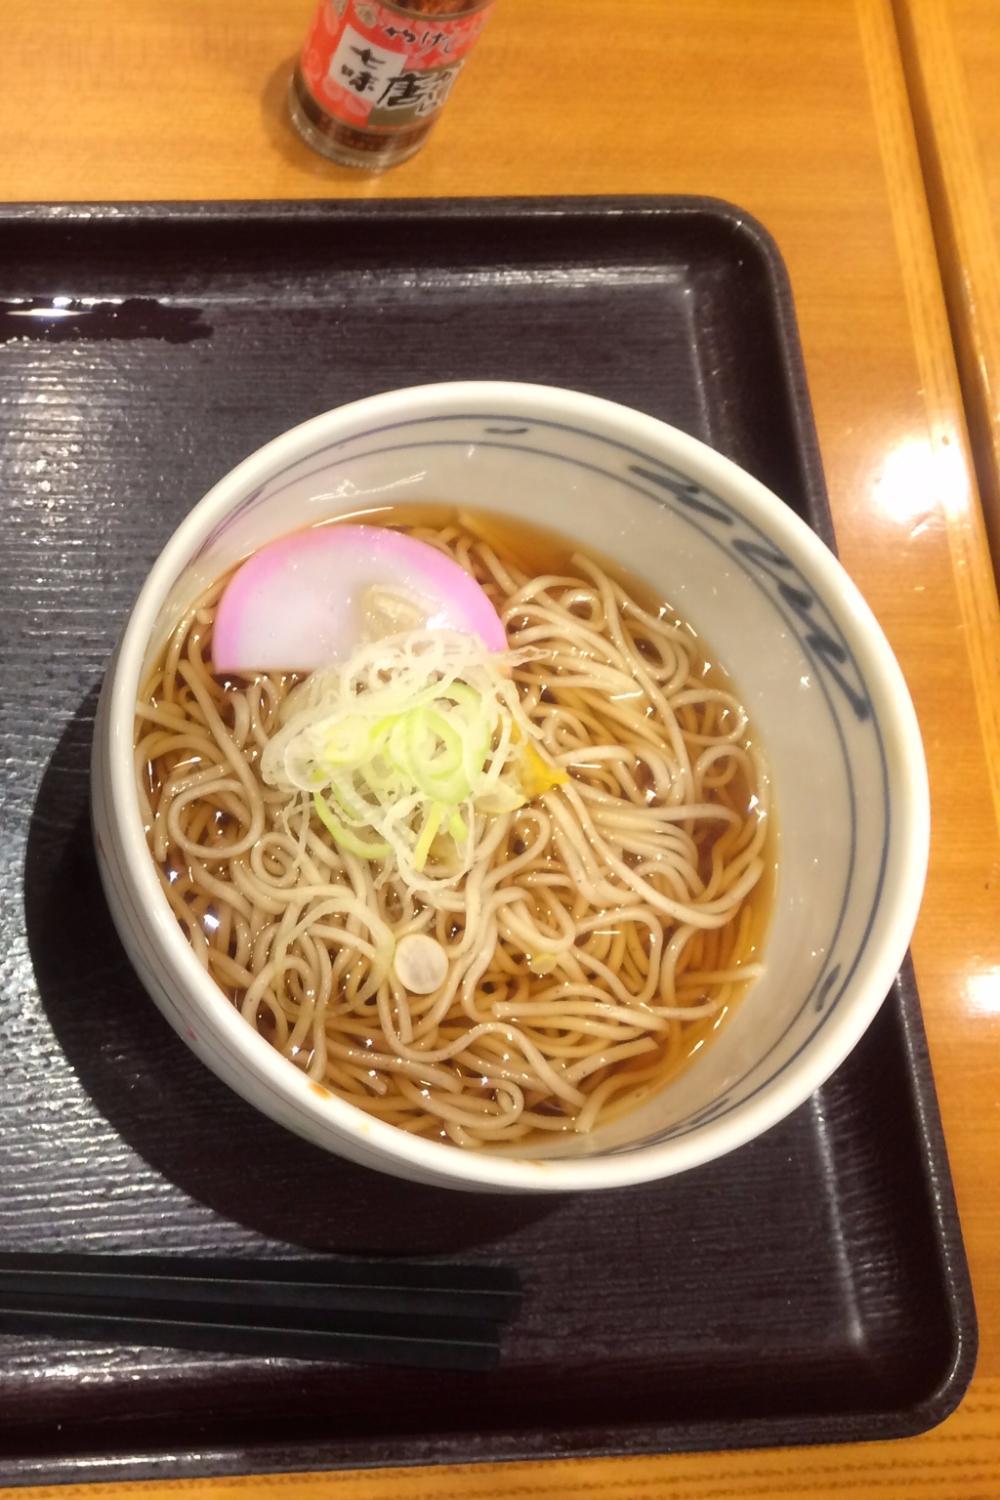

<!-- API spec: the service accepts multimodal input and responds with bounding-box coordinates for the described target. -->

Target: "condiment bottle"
[289,0,495,171]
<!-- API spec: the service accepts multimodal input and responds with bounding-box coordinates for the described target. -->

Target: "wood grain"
[1,1,999,1497]
[895,0,1000,574]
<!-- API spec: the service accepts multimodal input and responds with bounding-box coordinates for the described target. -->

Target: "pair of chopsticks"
[0,1253,521,1370]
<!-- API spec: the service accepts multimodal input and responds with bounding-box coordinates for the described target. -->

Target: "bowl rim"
[103,380,930,1192]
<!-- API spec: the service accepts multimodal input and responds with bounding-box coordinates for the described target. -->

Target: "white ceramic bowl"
[92,382,929,1193]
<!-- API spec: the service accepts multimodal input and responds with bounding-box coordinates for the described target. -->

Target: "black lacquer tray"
[0,197,975,1485]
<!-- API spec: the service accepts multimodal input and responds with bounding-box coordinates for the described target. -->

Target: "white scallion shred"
[260,630,565,894]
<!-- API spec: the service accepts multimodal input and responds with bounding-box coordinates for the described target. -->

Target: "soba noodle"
[135,509,770,1149]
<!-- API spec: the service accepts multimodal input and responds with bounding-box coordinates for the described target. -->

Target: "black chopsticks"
[0,1253,521,1371]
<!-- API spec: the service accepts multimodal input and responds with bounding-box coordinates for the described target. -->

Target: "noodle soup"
[135,507,772,1150]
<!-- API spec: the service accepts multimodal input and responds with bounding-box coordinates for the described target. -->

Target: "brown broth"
[138,505,775,1148]
[315,502,776,1088]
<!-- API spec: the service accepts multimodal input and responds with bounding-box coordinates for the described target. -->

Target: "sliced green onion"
[447,807,469,843]
[321,715,374,766]
[259,629,564,896]
[313,792,390,860]
[413,802,444,871]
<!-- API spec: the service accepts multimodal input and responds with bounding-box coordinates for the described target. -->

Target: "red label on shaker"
[299,1,494,134]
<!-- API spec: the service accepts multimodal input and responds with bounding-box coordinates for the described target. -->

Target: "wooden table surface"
[895,0,1000,573]
[2,1,999,1497]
